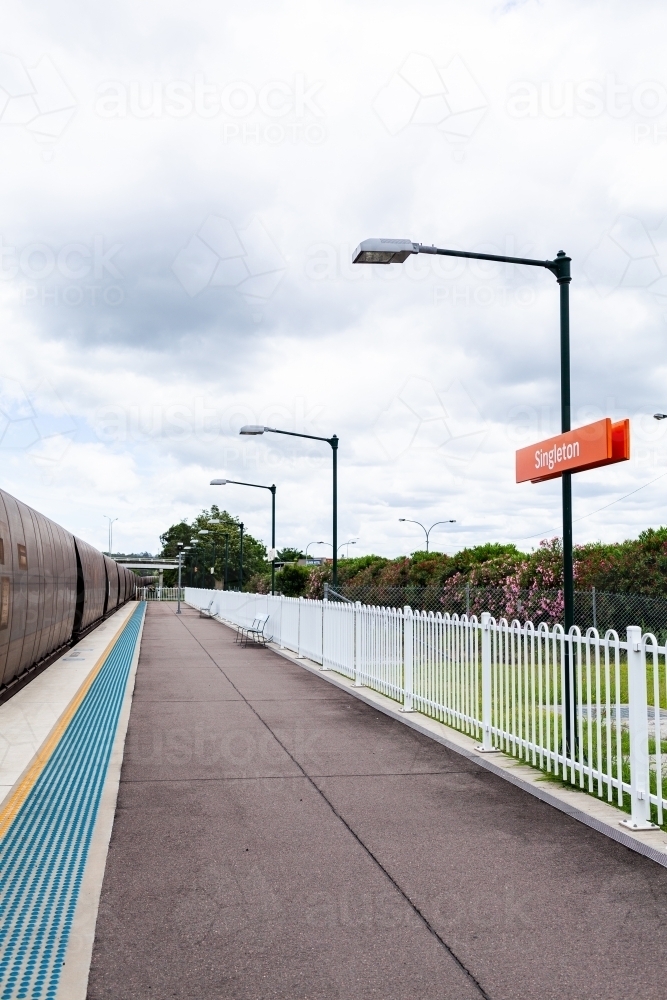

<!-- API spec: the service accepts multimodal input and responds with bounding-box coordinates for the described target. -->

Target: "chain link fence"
[336,584,667,643]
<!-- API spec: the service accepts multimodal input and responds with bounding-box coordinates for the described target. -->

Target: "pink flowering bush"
[440,539,565,625]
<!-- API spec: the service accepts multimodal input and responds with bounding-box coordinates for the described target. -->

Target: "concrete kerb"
[208,611,667,869]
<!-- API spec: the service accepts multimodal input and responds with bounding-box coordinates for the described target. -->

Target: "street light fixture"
[654,414,667,420]
[318,539,357,557]
[398,518,456,553]
[305,540,327,564]
[239,425,340,588]
[355,235,575,748]
[210,478,277,594]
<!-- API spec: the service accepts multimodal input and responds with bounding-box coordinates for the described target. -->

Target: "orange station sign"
[516,418,630,484]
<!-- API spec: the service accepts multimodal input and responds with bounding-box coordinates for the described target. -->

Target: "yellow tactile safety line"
[0,606,137,840]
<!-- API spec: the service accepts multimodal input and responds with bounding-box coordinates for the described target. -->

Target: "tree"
[160,506,269,590]
[275,563,310,597]
[277,547,305,562]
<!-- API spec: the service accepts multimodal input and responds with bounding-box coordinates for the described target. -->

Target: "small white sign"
[268,548,278,561]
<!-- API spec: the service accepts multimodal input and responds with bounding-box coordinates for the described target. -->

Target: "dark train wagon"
[0,488,137,702]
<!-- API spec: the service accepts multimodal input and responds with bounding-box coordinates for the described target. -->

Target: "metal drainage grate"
[0,603,145,999]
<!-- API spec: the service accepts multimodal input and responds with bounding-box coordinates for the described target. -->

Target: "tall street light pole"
[196,529,217,588]
[239,425,339,588]
[398,518,456,553]
[196,529,211,588]
[239,522,244,591]
[208,518,222,588]
[355,237,573,746]
[103,515,118,555]
[223,533,229,589]
[180,546,191,603]
[210,479,277,594]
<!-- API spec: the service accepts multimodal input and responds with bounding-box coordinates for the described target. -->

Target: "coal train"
[0,487,137,703]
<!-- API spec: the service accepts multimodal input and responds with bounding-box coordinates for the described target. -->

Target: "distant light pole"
[209,517,220,584]
[355,236,574,747]
[239,522,244,590]
[207,519,223,587]
[398,518,456,553]
[210,478,277,594]
[196,529,217,588]
[179,545,192,604]
[210,541,217,587]
[197,528,215,586]
[223,533,229,589]
[318,539,357,563]
[240,424,339,588]
[176,543,184,614]
[103,515,118,555]
[305,540,327,564]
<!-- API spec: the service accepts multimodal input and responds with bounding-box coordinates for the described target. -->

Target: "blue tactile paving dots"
[0,603,145,999]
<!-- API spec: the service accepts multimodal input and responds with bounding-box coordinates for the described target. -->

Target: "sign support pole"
[556,251,575,752]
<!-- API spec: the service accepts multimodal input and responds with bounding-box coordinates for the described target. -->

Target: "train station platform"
[4,602,667,998]
[89,604,667,1000]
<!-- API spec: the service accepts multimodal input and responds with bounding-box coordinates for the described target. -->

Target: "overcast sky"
[2,0,667,558]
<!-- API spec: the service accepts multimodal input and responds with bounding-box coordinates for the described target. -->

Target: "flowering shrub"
[439,540,566,625]
[305,564,331,599]
[246,573,270,594]
[247,527,667,610]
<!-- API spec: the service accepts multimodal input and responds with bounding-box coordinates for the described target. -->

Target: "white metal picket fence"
[137,587,184,601]
[185,587,667,829]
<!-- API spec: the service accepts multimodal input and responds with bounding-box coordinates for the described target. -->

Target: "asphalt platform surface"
[87,603,667,999]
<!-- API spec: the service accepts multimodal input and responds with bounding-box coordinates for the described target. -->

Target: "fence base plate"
[619,818,660,831]
[399,706,415,713]
[476,745,501,753]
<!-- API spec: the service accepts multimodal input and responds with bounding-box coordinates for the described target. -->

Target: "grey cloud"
[2,0,667,556]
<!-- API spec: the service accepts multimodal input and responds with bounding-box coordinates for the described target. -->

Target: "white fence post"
[401,606,414,712]
[321,599,329,670]
[621,625,657,830]
[296,597,303,658]
[477,612,497,752]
